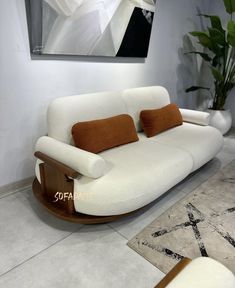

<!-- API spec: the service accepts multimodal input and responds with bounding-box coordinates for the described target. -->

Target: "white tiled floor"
[0,129,234,288]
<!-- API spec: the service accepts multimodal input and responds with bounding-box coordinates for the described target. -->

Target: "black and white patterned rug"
[128,160,235,274]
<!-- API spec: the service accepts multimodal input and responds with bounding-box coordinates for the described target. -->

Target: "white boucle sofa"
[154,257,235,288]
[33,86,224,223]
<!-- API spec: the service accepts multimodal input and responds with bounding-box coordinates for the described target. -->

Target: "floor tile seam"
[106,188,183,241]
[107,223,129,241]
[0,229,79,278]
[0,189,27,200]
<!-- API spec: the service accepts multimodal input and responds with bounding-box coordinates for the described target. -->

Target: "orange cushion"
[72,114,139,153]
[140,103,183,137]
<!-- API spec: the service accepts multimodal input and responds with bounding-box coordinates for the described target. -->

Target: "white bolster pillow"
[35,136,106,179]
[180,109,210,126]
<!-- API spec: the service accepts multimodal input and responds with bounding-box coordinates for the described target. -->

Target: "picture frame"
[25,0,157,58]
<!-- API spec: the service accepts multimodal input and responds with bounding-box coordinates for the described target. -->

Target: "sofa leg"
[154,258,191,288]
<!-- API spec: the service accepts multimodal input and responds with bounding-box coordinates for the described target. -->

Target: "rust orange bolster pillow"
[140,103,183,137]
[72,114,139,154]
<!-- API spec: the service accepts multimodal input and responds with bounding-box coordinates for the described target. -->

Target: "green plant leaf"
[211,67,224,81]
[223,0,235,14]
[185,86,210,93]
[190,31,209,37]
[185,51,212,61]
[227,20,235,46]
[226,83,234,93]
[212,55,220,67]
[190,31,213,49]
[199,14,225,33]
[208,28,226,45]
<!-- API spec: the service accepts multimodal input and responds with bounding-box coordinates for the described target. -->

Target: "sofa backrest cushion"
[122,86,170,131]
[47,91,127,144]
[140,103,183,137]
[71,114,139,153]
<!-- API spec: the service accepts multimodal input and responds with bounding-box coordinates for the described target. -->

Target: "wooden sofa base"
[33,151,145,224]
[33,178,139,224]
[154,258,192,288]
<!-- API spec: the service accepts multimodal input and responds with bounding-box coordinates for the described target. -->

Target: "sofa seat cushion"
[140,123,224,172]
[72,139,193,216]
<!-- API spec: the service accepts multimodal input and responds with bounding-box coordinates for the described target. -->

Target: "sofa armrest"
[35,151,79,179]
[159,257,235,288]
[154,258,191,288]
[180,109,210,126]
[35,136,106,179]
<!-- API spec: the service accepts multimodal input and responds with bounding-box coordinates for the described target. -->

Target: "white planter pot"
[208,109,232,135]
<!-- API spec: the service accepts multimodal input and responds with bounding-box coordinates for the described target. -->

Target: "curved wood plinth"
[154,258,192,288]
[33,178,136,224]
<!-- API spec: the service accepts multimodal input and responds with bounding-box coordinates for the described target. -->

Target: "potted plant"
[186,0,235,134]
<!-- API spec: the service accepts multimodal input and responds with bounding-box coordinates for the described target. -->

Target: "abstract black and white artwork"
[25,0,157,57]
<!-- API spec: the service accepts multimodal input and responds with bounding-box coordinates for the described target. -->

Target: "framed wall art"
[25,0,157,57]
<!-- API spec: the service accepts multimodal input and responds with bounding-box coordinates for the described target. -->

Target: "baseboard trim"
[0,176,34,198]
